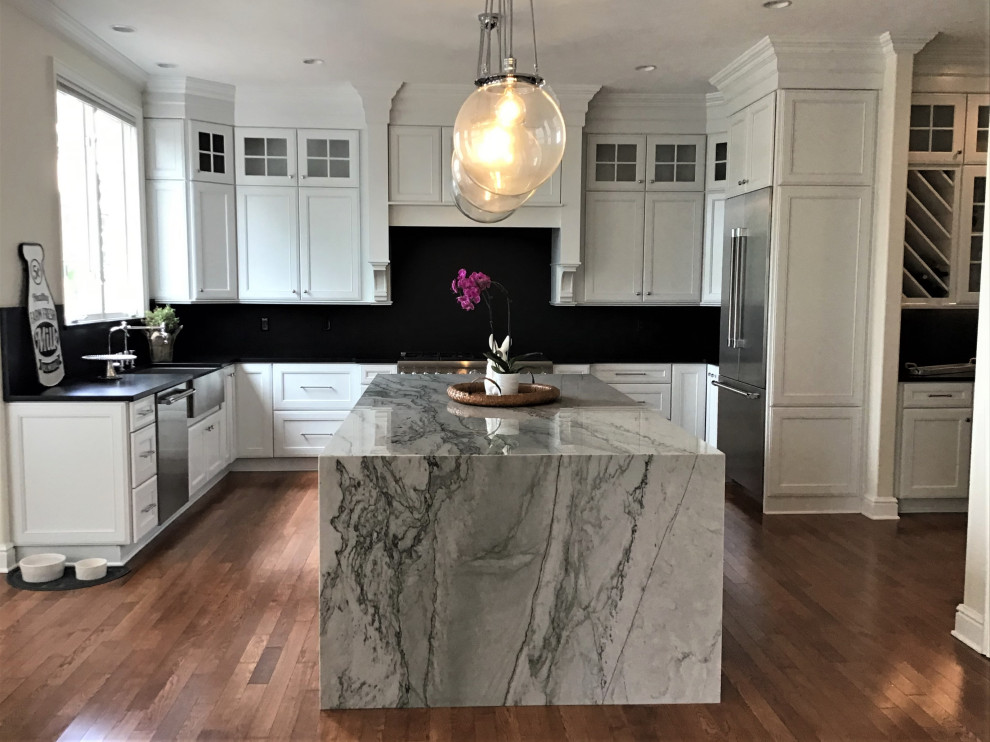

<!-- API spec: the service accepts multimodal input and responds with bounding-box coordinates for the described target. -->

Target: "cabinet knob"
[738,180,744,185]
[303,290,310,294]
[292,289,298,294]
[289,174,295,179]
[634,291,642,296]
[637,179,645,184]
[649,179,656,184]
[646,291,652,295]
[199,289,204,293]
[966,417,972,423]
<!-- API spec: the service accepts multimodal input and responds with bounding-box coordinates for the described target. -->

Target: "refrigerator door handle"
[727,229,738,348]
[711,379,761,400]
[734,230,748,349]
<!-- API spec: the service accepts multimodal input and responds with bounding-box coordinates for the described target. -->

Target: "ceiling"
[48,0,990,93]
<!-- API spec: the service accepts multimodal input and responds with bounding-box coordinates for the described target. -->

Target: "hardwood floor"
[0,472,987,741]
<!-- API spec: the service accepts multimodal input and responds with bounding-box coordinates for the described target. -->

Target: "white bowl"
[73,558,108,581]
[19,553,66,583]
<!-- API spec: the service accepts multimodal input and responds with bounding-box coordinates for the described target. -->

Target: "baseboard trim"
[763,495,863,514]
[231,458,317,472]
[952,604,988,656]
[0,542,17,573]
[898,498,968,514]
[861,496,900,520]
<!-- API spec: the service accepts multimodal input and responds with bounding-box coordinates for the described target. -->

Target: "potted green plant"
[144,305,182,363]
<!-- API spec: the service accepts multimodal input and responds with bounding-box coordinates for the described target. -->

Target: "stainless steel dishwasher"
[156,383,196,524]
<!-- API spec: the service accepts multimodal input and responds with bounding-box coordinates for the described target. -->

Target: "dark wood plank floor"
[0,472,987,741]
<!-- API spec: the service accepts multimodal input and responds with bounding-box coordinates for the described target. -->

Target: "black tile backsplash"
[2,227,721,396]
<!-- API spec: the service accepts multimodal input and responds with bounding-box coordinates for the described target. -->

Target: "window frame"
[52,60,148,326]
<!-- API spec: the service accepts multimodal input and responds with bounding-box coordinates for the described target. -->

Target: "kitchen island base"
[319,375,724,709]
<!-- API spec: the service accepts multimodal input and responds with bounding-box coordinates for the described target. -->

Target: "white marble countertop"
[324,374,718,458]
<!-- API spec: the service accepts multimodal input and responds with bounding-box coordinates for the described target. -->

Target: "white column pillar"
[953,160,990,656]
[861,34,929,519]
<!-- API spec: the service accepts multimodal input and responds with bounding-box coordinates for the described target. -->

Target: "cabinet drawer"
[592,364,672,384]
[611,383,672,419]
[129,396,156,431]
[130,424,158,488]
[274,411,348,457]
[901,383,973,408]
[132,476,159,542]
[360,364,397,386]
[554,364,591,374]
[272,364,357,409]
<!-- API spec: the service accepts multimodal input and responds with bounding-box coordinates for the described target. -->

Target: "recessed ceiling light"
[110,24,135,33]
[762,0,792,8]
[303,58,325,65]
[635,64,657,72]
[157,62,178,69]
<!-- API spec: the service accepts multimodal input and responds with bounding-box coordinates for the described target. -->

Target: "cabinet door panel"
[235,364,274,458]
[191,182,238,300]
[645,135,706,191]
[298,129,359,187]
[132,477,159,542]
[146,179,191,302]
[746,93,775,192]
[706,135,728,191]
[583,191,645,302]
[702,194,725,304]
[908,94,966,165]
[643,192,703,303]
[236,127,297,185]
[726,111,748,198]
[299,188,361,301]
[145,119,185,179]
[964,94,989,164]
[236,186,299,301]
[389,126,442,202]
[958,166,985,304]
[898,408,972,499]
[188,121,233,185]
[671,363,707,439]
[705,365,719,447]
[585,135,645,191]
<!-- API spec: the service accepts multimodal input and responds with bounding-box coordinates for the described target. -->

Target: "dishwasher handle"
[711,379,761,400]
[159,388,196,406]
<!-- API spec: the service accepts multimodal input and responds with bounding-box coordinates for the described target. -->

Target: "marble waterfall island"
[319,374,724,709]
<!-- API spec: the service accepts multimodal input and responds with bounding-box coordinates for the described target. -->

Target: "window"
[55,77,144,323]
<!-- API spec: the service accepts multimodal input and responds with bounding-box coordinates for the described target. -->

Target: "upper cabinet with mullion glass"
[706,135,728,191]
[908,94,966,164]
[188,121,233,185]
[958,166,985,304]
[236,127,297,185]
[645,135,706,191]
[964,94,989,164]
[297,129,359,187]
[585,135,645,191]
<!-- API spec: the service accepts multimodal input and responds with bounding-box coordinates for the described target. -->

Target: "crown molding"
[234,84,365,128]
[351,81,403,125]
[8,0,147,85]
[878,32,932,57]
[144,76,236,122]
[585,91,707,134]
[705,92,728,134]
[914,36,990,80]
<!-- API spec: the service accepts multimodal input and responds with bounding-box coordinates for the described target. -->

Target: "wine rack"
[903,168,956,301]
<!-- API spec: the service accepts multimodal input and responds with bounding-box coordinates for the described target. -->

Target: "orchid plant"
[450,269,542,374]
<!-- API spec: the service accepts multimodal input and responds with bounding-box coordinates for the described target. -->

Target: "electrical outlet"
[325,319,332,331]
[261,317,269,331]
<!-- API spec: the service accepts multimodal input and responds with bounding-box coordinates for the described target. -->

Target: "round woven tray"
[447,381,560,407]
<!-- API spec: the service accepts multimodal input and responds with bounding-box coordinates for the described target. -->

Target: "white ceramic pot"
[74,558,108,581]
[484,367,521,396]
[19,553,66,583]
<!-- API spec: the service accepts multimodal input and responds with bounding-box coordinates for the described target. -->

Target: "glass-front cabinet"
[585,134,706,192]
[188,121,233,185]
[236,128,297,185]
[907,94,966,164]
[297,130,360,187]
[964,94,989,164]
[959,166,985,303]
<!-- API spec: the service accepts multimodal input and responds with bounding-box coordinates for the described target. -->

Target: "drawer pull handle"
[301,385,336,390]
[966,417,972,423]
[139,450,156,459]
[927,393,954,398]
[615,372,648,376]
[635,400,648,405]
[206,425,215,432]
[301,433,333,438]
[137,409,154,417]
[141,503,157,514]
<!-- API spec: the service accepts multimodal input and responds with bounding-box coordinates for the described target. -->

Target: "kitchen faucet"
[107,321,167,371]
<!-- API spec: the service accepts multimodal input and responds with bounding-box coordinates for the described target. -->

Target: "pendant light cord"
[529,0,539,76]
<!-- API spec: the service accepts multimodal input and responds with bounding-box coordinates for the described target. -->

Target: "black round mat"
[6,564,130,591]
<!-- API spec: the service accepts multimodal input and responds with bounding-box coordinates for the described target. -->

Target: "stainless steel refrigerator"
[716,187,772,500]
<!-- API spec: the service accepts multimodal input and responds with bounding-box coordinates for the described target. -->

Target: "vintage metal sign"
[20,243,65,387]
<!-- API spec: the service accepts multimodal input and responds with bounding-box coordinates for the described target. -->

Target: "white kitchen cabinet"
[704,365,718,447]
[189,408,224,498]
[299,188,361,300]
[908,94,967,165]
[775,90,877,187]
[963,94,989,163]
[147,178,238,303]
[132,477,159,543]
[701,193,725,305]
[958,165,986,303]
[583,191,646,301]
[896,383,974,509]
[145,118,185,179]
[297,129,360,187]
[236,186,300,300]
[189,120,234,185]
[8,403,132,545]
[359,364,398,386]
[236,127,297,185]
[274,411,349,457]
[643,192,704,303]
[272,364,358,410]
[389,126,443,203]
[583,191,703,303]
[553,364,591,374]
[586,134,706,192]
[726,92,775,197]
[236,364,274,458]
[705,135,728,191]
[222,368,237,465]
[591,364,673,419]
[671,363,707,440]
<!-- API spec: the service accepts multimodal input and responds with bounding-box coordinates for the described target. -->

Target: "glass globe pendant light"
[451,0,565,222]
